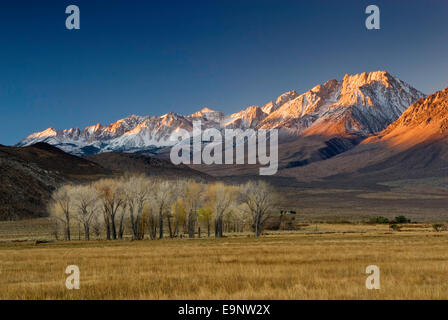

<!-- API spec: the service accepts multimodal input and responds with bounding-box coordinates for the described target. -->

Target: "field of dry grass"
[1,222,448,300]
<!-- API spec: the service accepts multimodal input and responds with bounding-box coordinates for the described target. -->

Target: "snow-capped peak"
[190,107,217,115]
[188,107,224,122]
[26,127,58,139]
[259,70,424,136]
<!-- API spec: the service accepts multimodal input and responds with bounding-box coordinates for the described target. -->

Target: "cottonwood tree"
[240,180,276,237]
[71,184,98,240]
[167,179,189,237]
[91,214,102,240]
[206,182,237,238]
[232,203,250,233]
[124,175,152,240]
[144,203,158,240]
[198,206,213,237]
[171,197,187,237]
[117,201,127,239]
[49,184,74,240]
[152,179,174,239]
[182,180,204,238]
[94,179,125,240]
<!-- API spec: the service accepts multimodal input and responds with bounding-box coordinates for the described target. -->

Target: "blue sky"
[0,0,447,145]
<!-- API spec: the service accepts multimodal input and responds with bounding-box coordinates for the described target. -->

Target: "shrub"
[390,224,401,231]
[392,216,411,224]
[369,216,389,224]
[432,223,446,232]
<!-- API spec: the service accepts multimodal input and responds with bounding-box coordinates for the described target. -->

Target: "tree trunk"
[174,220,179,237]
[167,215,173,238]
[118,212,125,240]
[188,210,195,238]
[111,213,117,240]
[66,223,71,241]
[104,214,111,240]
[214,220,218,237]
[134,217,139,240]
[136,213,143,240]
[65,213,71,241]
[152,223,157,240]
[159,208,164,239]
[255,214,261,237]
[130,207,137,240]
[215,215,223,238]
[148,215,157,240]
[84,223,90,240]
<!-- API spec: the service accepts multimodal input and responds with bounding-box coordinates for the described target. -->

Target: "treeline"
[49,176,278,241]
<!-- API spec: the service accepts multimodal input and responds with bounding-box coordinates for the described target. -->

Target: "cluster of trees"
[49,176,277,241]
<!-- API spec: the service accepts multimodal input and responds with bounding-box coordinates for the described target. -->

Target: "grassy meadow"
[1,220,448,299]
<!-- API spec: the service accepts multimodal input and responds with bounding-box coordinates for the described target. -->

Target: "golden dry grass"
[2,226,448,300]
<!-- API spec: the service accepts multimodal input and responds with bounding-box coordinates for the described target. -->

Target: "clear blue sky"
[0,0,447,145]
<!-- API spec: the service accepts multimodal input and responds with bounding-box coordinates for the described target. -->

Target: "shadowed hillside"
[0,143,112,220]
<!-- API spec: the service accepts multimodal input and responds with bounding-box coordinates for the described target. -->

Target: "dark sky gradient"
[0,0,447,145]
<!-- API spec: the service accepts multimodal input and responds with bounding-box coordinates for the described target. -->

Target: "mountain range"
[18,71,424,157]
